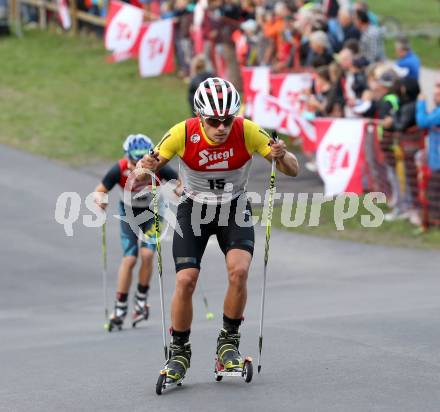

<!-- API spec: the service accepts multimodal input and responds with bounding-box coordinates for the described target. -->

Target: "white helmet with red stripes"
[193,77,241,117]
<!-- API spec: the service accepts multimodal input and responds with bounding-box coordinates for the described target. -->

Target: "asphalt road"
[1,145,439,412]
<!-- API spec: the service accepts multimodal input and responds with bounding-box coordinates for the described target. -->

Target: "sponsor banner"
[242,67,315,148]
[252,93,301,136]
[271,72,315,149]
[251,93,316,152]
[296,115,317,152]
[241,66,270,117]
[315,118,366,196]
[270,72,312,109]
[138,19,175,77]
[104,0,144,62]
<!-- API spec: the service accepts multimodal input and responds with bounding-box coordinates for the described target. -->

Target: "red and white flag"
[271,72,312,108]
[57,0,71,30]
[192,0,206,54]
[271,72,316,149]
[251,91,316,151]
[241,67,316,149]
[104,0,144,62]
[241,66,270,117]
[315,118,366,196]
[138,19,174,77]
[252,93,305,137]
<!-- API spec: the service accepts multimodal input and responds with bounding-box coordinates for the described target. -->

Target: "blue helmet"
[123,134,153,161]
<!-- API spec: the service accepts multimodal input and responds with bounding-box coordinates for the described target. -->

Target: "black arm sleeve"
[393,103,416,132]
[376,100,394,119]
[158,164,179,182]
[101,163,120,191]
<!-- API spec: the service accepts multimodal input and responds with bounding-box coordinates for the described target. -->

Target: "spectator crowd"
[87,0,440,228]
[15,0,440,229]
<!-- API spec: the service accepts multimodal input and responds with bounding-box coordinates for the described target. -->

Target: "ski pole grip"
[149,149,159,161]
[271,130,279,143]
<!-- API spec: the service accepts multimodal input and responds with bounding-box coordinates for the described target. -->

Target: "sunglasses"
[203,115,235,128]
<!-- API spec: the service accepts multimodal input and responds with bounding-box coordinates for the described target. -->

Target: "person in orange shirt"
[261,2,291,66]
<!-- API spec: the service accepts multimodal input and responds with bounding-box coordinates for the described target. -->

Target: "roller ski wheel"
[156,371,166,395]
[243,358,253,383]
[108,301,127,332]
[215,328,251,382]
[214,356,253,383]
[132,304,150,328]
[108,317,123,332]
[155,341,191,395]
[156,370,185,395]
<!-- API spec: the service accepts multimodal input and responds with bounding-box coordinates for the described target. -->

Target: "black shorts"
[173,196,255,272]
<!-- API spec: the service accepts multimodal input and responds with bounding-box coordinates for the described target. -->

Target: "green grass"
[367,0,440,68]
[384,36,440,69]
[367,0,440,30]
[1,30,439,248]
[0,30,189,165]
[256,196,440,250]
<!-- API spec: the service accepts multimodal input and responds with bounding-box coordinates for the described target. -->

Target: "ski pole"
[102,220,109,331]
[198,276,214,320]
[150,150,168,361]
[257,131,278,374]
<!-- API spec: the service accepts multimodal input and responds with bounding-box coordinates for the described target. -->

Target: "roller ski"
[132,292,150,328]
[156,341,191,395]
[108,301,127,332]
[214,329,253,383]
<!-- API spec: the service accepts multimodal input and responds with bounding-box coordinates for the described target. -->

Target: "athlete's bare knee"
[175,269,199,297]
[228,265,248,288]
[122,255,137,268]
[139,248,154,263]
